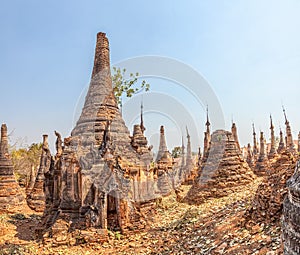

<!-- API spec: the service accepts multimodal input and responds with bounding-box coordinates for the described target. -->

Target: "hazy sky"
[1,0,300,152]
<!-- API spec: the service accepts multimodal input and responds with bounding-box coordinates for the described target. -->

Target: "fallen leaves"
[0,177,285,254]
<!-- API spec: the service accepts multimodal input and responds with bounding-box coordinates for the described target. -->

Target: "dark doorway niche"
[107,191,120,231]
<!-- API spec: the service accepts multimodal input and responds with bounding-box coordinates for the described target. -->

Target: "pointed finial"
[160,125,164,134]
[252,123,256,135]
[270,114,274,129]
[206,105,210,126]
[140,99,145,133]
[282,105,288,124]
[186,126,190,138]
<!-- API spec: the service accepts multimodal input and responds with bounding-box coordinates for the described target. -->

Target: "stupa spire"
[268,114,277,159]
[252,123,258,155]
[140,100,145,134]
[282,106,295,152]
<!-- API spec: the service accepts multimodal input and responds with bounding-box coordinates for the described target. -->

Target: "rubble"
[245,150,296,225]
[282,160,300,254]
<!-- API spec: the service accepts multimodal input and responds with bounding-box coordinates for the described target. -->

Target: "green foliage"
[114,231,123,240]
[112,67,150,107]
[10,143,42,186]
[171,146,182,158]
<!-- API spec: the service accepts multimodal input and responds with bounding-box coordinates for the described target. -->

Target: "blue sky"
[1,0,300,152]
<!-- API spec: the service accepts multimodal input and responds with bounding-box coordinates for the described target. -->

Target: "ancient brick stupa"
[181,127,196,184]
[0,124,25,212]
[155,126,173,195]
[282,161,300,255]
[283,107,296,154]
[277,128,286,154]
[246,143,254,169]
[268,115,277,160]
[254,131,270,176]
[38,32,157,238]
[27,134,51,212]
[184,129,255,204]
[252,123,259,161]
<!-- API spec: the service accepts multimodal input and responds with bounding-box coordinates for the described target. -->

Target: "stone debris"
[245,150,296,225]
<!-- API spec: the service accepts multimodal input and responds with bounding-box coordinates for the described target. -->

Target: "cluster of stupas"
[20,32,197,244]
[1,32,300,253]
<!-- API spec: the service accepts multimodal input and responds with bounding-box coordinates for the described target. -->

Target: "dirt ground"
[0,178,282,255]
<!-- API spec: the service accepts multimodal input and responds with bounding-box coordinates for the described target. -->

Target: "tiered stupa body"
[254,131,270,176]
[155,126,173,195]
[278,128,286,154]
[268,115,277,160]
[283,107,295,153]
[246,143,254,169]
[0,124,25,212]
[27,135,51,212]
[184,130,255,204]
[182,127,195,184]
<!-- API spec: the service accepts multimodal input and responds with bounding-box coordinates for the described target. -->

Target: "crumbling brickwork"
[0,124,25,212]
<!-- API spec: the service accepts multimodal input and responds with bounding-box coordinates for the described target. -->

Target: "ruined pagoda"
[283,106,295,153]
[131,103,152,160]
[38,32,156,237]
[231,122,241,153]
[252,123,258,158]
[27,134,51,212]
[156,126,170,162]
[277,128,285,154]
[0,124,25,212]
[254,131,270,176]
[203,107,211,157]
[246,143,254,169]
[155,126,173,195]
[182,127,196,184]
[185,129,255,204]
[268,115,277,160]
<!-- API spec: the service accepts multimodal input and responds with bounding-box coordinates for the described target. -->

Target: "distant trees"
[10,143,42,187]
[171,146,182,158]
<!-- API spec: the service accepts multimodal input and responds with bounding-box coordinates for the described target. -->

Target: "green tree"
[171,146,182,158]
[11,143,42,187]
[112,67,150,107]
